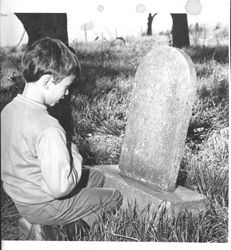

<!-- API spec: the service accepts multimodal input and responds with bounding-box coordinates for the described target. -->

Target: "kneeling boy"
[1,37,122,232]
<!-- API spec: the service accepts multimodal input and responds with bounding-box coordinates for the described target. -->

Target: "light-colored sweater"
[1,94,82,205]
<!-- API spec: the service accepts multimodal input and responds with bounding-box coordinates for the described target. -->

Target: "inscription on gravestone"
[119,46,196,192]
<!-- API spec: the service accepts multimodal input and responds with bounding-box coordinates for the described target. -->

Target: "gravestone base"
[93,165,208,216]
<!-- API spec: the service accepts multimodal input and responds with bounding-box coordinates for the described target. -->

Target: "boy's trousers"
[15,167,123,227]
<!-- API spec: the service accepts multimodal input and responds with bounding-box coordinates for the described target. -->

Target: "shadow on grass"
[73,63,135,99]
[185,45,229,64]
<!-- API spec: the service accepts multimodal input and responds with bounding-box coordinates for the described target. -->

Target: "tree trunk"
[171,14,190,48]
[147,13,157,36]
[15,13,72,140]
[15,13,69,46]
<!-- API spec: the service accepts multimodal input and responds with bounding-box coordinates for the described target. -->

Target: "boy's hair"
[22,37,80,83]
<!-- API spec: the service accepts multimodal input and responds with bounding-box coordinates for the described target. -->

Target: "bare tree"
[171,14,190,48]
[147,13,157,35]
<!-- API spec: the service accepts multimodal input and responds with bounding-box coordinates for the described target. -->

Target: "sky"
[0,0,230,47]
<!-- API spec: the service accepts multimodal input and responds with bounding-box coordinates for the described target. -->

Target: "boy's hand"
[71,142,82,182]
[71,142,79,154]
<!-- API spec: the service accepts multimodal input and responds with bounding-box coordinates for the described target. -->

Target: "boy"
[1,37,122,234]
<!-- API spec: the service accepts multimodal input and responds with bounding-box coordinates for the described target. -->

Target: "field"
[0,26,229,242]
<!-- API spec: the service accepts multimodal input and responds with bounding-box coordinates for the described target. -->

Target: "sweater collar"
[16,94,47,110]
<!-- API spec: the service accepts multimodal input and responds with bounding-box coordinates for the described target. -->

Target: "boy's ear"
[41,75,54,89]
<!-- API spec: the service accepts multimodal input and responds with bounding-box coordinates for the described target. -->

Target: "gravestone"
[119,46,196,192]
[94,46,207,214]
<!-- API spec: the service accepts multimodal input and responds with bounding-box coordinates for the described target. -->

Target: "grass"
[0,30,229,242]
[83,202,228,242]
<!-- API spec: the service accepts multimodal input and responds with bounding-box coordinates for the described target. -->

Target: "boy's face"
[44,75,75,106]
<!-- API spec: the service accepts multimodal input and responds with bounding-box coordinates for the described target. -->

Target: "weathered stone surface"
[119,46,196,192]
[94,165,208,214]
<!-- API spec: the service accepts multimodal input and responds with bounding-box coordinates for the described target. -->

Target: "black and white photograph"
[0,0,229,249]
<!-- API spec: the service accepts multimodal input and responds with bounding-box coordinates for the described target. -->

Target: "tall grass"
[0,31,229,241]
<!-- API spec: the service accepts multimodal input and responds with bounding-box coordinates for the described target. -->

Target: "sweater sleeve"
[36,127,80,198]
[71,142,83,182]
